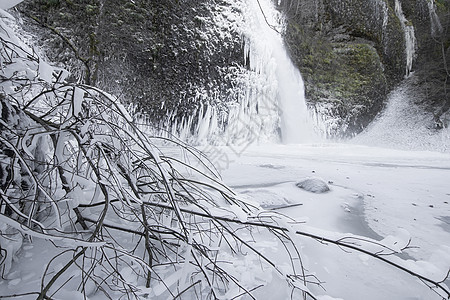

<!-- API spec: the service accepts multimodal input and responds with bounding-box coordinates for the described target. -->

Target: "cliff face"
[19,0,244,128]
[17,0,450,138]
[282,0,450,136]
[399,0,450,120]
[282,0,402,135]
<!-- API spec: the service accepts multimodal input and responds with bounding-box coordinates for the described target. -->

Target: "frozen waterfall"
[158,0,320,145]
[394,0,416,77]
[428,0,443,37]
[241,0,318,143]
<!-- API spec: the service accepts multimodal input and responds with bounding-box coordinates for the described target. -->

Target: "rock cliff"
[282,0,449,136]
[16,0,450,138]
[18,0,244,131]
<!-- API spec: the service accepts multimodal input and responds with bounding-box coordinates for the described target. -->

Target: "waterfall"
[427,0,443,36]
[394,0,416,77]
[241,0,317,143]
[155,0,319,145]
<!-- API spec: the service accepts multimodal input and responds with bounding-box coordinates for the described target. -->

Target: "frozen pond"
[210,143,450,299]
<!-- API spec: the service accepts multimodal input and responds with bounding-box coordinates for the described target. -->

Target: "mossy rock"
[282,0,408,136]
[285,15,387,136]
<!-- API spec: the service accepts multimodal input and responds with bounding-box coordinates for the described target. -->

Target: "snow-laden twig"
[1,19,313,298]
[1,9,449,300]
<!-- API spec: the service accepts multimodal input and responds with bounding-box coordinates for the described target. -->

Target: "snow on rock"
[296,177,330,194]
[352,74,450,152]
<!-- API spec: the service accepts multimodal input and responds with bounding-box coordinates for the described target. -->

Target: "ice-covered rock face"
[284,0,450,137]
[18,0,325,145]
[18,0,450,142]
[282,0,408,137]
[19,0,248,140]
[296,177,330,194]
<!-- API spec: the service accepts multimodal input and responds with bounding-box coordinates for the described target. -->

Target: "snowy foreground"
[2,142,449,300]
[1,1,449,297]
[210,143,450,299]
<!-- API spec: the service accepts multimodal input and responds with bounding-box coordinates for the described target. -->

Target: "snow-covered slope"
[352,74,450,153]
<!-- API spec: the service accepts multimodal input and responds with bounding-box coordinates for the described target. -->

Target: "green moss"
[435,0,449,11]
[285,18,387,135]
[86,4,98,15]
[40,0,60,9]
[288,24,384,104]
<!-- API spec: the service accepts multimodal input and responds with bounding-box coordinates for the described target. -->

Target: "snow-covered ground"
[2,0,450,298]
[208,142,450,299]
[2,141,448,299]
[353,74,450,153]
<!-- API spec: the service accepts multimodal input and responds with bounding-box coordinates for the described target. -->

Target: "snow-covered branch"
[0,5,449,300]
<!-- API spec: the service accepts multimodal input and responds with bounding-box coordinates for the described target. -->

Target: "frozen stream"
[208,143,450,299]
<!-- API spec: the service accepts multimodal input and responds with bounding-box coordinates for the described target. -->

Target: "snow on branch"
[0,6,449,300]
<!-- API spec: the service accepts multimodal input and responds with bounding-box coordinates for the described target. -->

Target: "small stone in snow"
[429,205,434,208]
[296,178,330,194]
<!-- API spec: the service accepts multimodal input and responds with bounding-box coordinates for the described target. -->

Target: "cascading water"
[158,0,320,145]
[241,0,317,144]
[394,0,416,77]
[427,0,443,36]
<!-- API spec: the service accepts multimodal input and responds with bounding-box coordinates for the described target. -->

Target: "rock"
[282,0,450,137]
[17,0,450,139]
[238,189,292,209]
[281,0,405,136]
[18,0,244,128]
[296,177,330,193]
